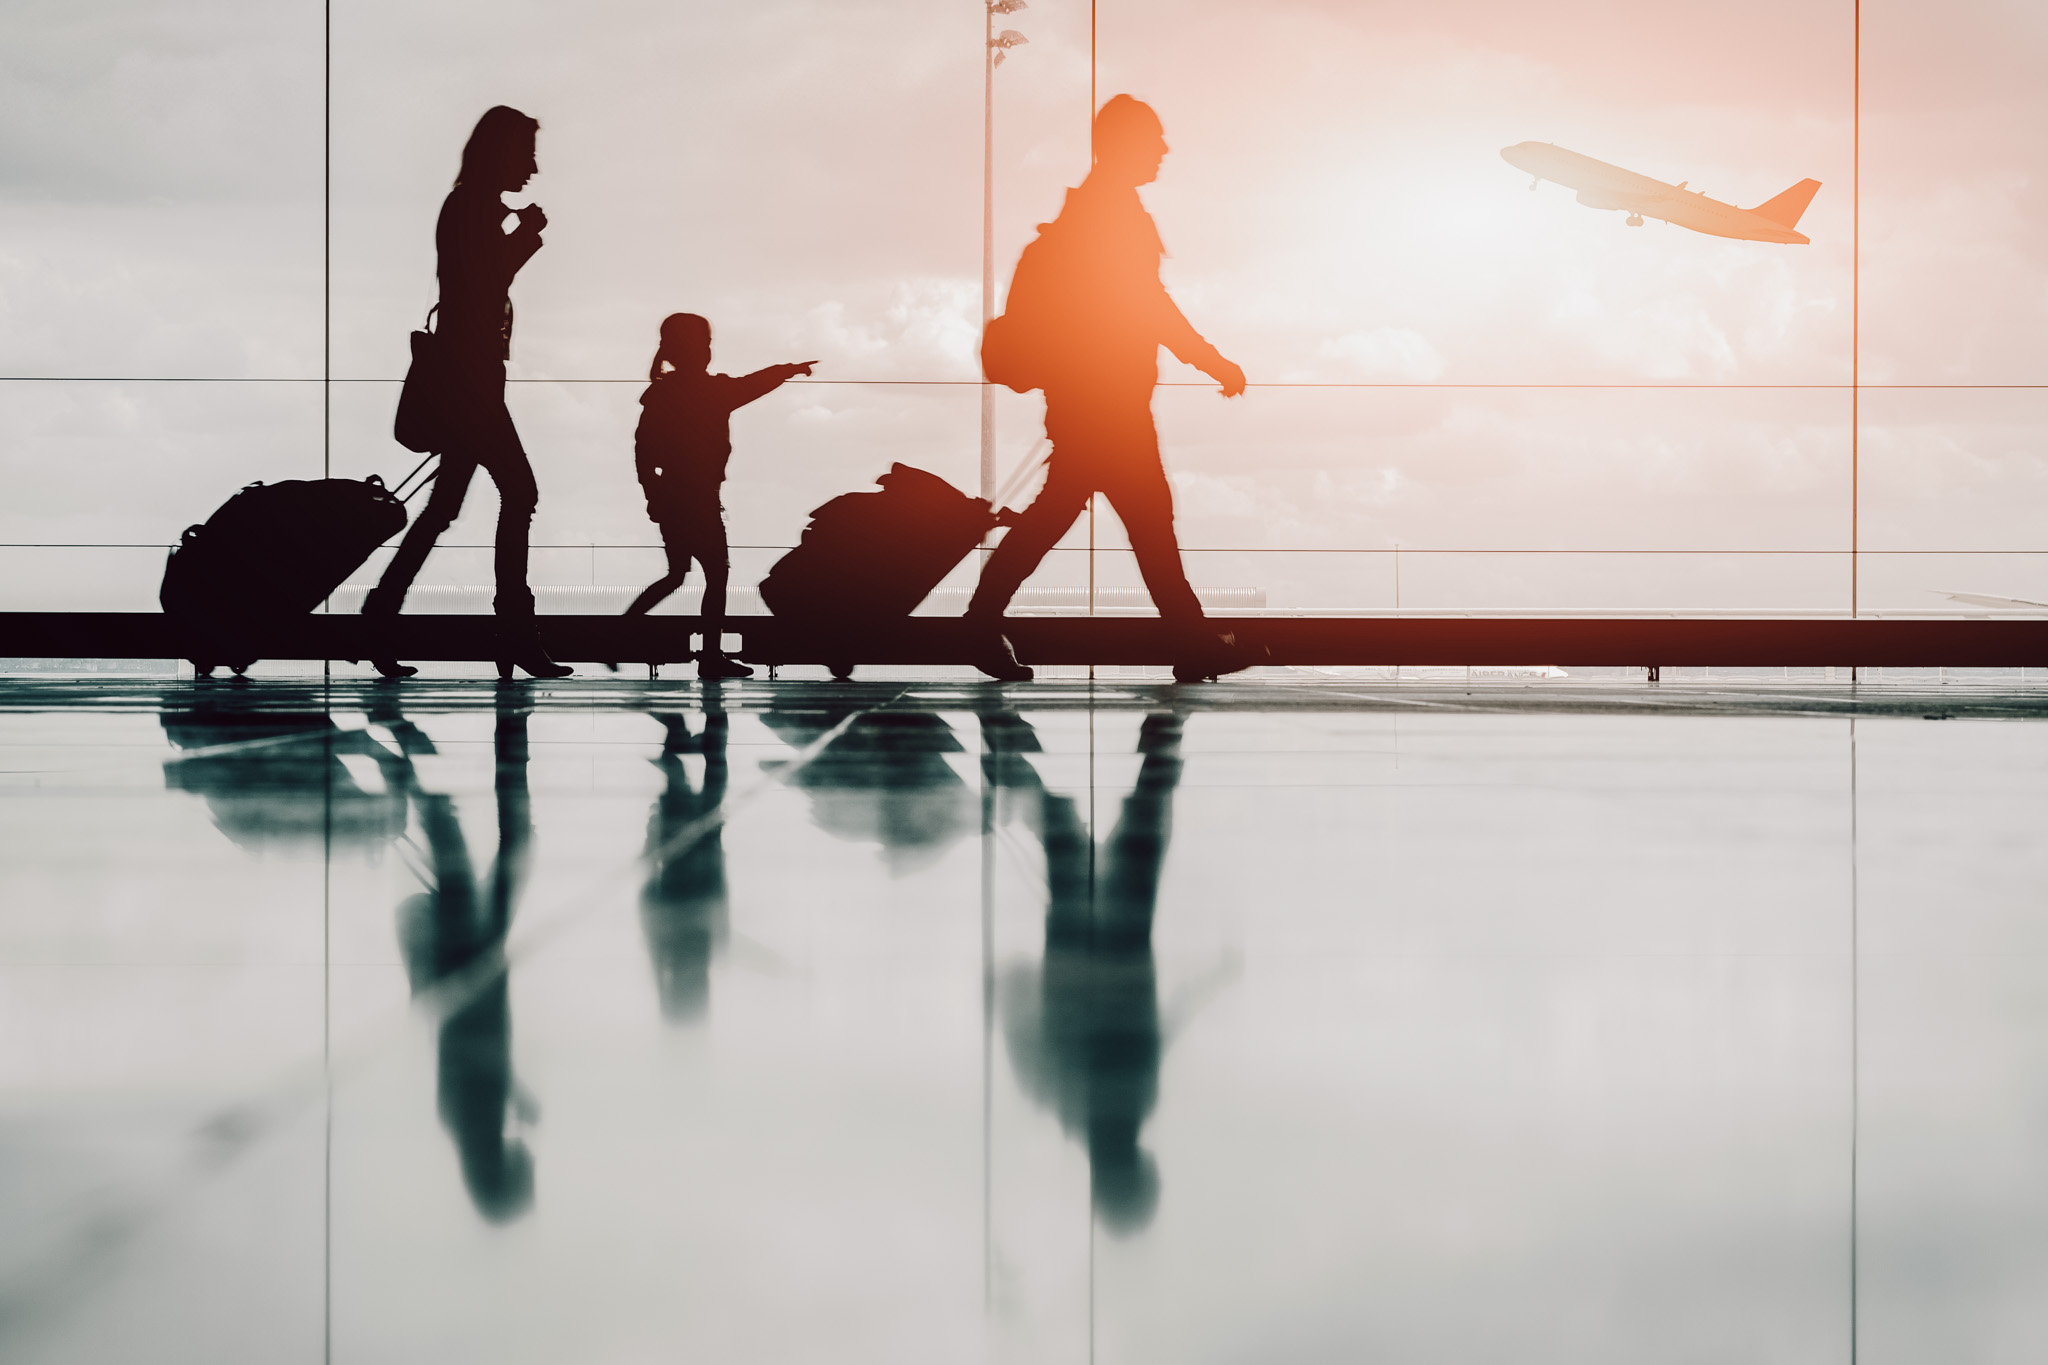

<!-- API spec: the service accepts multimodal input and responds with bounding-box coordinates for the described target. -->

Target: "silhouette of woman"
[364,105,571,680]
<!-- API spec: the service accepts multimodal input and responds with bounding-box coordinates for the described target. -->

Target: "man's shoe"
[1173,629,1265,684]
[972,630,1033,683]
[698,652,754,680]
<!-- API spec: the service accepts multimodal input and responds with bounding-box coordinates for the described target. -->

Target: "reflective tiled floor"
[3,677,2046,1363]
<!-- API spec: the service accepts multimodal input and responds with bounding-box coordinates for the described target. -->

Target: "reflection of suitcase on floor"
[160,473,412,676]
[760,464,1003,676]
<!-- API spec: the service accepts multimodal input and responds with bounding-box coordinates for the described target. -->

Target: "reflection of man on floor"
[970,95,1248,684]
[394,699,537,1222]
[992,710,1185,1234]
[640,696,730,1023]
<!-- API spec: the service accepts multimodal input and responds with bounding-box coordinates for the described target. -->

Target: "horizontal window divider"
[2,377,2043,390]
[10,543,2048,556]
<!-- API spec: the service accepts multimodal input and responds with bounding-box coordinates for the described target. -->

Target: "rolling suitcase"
[160,460,432,676]
[759,463,1007,677]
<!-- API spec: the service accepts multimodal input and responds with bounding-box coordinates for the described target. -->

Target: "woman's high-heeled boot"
[361,587,419,679]
[496,617,572,680]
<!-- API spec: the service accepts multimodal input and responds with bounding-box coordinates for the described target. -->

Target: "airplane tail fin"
[1752,178,1821,229]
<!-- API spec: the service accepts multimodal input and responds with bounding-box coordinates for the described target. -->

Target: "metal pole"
[981,4,996,513]
[1851,0,1859,620]
[321,0,333,675]
[1087,0,1096,631]
[979,722,995,1310]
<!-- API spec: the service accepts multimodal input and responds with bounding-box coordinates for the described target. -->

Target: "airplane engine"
[1574,188,1633,212]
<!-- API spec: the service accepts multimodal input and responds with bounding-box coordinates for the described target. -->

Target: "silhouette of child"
[621,312,814,679]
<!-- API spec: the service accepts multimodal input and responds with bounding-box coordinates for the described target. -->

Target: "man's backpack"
[980,220,1069,394]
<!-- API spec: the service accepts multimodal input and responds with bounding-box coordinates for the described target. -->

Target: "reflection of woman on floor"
[640,697,730,1022]
[393,700,538,1222]
[364,105,570,681]
[992,710,1184,1234]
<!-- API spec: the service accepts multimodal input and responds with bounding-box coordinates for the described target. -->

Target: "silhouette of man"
[640,698,730,1022]
[993,709,1185,1233]
[364,105,570,680]
[970,97,1247,684]
[394,698,538,1222]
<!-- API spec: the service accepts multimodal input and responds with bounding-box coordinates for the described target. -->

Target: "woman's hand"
[785,361,817,378]
[1206,356,1246,398]
[514,203,548,234]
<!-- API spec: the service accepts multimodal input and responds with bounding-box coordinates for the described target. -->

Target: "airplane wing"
[1939,590,2048,610]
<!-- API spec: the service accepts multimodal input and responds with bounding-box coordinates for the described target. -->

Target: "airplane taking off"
[1501,141,1820,244]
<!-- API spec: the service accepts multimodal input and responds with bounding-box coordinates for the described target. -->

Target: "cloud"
[795,278,979,378]
[1319,327,1446,382]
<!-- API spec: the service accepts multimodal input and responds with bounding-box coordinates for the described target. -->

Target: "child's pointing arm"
[729,361,817,409]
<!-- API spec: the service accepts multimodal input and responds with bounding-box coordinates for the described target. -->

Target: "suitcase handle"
[391,454,439,504]
[995,441,1051,509]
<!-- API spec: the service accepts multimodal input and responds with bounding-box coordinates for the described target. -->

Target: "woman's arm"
[503,203,545,275]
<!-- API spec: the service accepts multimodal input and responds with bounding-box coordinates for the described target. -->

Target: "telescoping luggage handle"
[993,440,1051,513]
[390,453,439,504]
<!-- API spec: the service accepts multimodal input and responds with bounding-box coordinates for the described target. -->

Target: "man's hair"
[1092,95,1162,157]
[456,105,540,189]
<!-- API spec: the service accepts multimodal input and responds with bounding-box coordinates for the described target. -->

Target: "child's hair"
[650,312,712,381]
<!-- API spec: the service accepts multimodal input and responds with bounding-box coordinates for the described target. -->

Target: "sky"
[0,0,2043,612]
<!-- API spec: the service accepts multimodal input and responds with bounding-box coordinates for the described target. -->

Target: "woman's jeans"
[368,356,538,619]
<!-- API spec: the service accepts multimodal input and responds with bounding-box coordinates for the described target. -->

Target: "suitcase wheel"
[191,660,215,678]
[829,661,855,682]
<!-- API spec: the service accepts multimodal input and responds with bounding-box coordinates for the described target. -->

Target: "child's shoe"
[698,651,754,680]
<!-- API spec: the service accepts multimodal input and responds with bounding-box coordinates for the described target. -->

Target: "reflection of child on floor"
[621,312,814,679]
